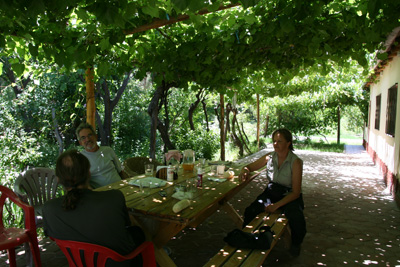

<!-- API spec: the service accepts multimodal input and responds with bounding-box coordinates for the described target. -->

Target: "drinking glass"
[186,178,197,193]
[210,165,217,176]
[138,180,145,194]
[198,158,206,166]
[145,164,154,176]
[175,184,186,193]
[186,178,197,199]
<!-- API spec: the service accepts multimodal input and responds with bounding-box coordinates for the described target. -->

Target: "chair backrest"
[123,157,162,176]
[14,167,61,209]
[0,185,36,231]
[53,238,156,267]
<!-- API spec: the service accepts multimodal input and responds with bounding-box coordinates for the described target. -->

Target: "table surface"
[97,163,239,220]
[95,162,264,266]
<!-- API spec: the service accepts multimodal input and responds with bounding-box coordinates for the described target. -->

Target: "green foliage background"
[0,0,394,229]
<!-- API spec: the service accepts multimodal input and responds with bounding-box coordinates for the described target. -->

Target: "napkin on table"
[207,177,226,182]
[128,177,167,188]
[172,191,194,200]
[208,161,231,166]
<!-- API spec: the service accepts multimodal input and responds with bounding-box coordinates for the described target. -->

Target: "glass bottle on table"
[169,158,180,179]
[165,150,181,178]
[197,166,203,187]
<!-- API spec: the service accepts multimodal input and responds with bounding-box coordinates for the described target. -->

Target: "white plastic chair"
[14,167,62,228]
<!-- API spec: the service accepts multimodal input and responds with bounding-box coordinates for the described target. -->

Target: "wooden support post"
[220,93,225,161]
[264,114,269,137]
[85,67,96,128]
[257,94,260,150]
[337,106,340,144]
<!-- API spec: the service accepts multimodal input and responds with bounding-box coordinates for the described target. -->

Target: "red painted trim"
[365,141,399,208]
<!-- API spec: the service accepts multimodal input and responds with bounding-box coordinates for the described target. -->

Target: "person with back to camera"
[239,128,306,257]
[43,149,145,266]
[76,122,127,188]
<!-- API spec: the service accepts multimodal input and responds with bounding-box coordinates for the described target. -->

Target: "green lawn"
[295,134,363,153]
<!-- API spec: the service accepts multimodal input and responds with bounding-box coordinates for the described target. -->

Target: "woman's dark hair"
[56,149,91,210]
[272,128,294,151]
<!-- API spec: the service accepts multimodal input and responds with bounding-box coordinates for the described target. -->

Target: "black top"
[43,189,137,255]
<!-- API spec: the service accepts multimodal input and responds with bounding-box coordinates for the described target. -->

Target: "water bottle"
[167,165,174,182]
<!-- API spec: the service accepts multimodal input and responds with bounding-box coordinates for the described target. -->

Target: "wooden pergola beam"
[123,3,239,160]
[123,3,240,35]
[82,3,240,152]
[85,3,240,128]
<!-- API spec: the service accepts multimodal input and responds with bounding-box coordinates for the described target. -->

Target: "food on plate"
[223,171,234,179]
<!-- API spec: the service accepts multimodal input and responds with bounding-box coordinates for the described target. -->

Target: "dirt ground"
[168,147,400,267]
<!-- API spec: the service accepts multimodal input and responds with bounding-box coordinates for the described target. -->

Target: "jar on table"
[182,149,195,172]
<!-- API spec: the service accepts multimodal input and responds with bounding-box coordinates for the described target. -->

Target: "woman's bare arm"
[239,153,272,180]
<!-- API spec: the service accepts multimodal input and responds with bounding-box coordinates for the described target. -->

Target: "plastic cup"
[217,165,225,176]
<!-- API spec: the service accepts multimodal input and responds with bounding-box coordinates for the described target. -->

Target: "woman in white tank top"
[239,128,306,257]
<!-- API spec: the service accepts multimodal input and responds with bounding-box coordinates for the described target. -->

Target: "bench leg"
[282,224,292,249]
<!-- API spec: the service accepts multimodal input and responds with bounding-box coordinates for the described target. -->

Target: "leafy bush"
[113,110,154,160]
[171,127,220,160]
[295,140,345,153]
[0,90,57,229]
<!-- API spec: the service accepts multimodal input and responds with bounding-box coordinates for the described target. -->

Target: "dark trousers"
[128,226,146,266]
[243,190,306,246]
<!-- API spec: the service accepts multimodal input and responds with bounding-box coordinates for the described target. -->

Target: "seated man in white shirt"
[76,122,126,188]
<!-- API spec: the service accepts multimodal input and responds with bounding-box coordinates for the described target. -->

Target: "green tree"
[0,0,398,160]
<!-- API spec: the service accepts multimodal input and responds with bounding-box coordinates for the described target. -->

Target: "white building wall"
[368,52,400,177]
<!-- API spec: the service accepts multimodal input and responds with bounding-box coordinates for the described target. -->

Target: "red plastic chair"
[52,238,156,267]
[0,185,42,267]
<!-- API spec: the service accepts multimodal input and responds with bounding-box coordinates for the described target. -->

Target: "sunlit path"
[264,148,400,266]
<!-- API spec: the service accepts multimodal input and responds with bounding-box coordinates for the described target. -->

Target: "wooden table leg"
[154,246,177,267]
[130,214,185,266]
[152,221,186,246]
[221,201,244,229]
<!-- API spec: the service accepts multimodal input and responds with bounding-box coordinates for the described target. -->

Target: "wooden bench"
[204,211,289,267]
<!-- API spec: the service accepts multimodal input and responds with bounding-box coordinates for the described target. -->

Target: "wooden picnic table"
[95,162,265,267]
